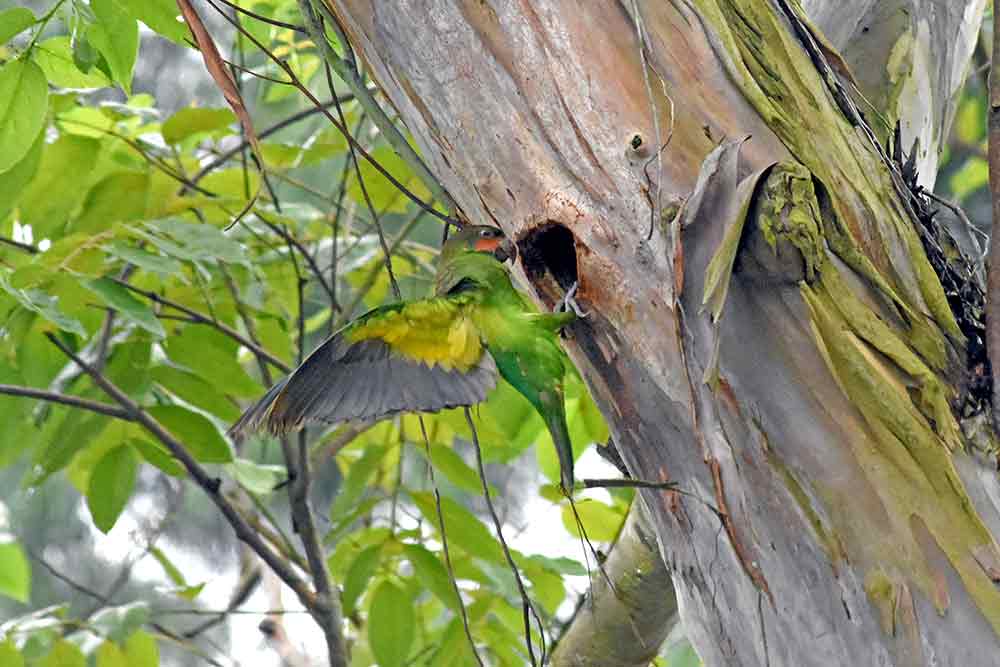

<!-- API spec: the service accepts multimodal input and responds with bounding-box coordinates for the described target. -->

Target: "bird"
[229,225,583,493]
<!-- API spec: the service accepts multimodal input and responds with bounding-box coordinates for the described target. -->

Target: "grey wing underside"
[228,334,498,439]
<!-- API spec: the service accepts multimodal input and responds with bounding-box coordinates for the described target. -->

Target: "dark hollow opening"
[517,223,578,291]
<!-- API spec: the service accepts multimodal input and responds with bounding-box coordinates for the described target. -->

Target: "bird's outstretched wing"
[229,294,496,438]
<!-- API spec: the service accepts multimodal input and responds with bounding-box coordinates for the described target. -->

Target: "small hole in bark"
[518,223,578,291]
[630,133,643,150]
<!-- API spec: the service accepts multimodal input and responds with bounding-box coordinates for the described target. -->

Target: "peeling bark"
[324,0,999,664]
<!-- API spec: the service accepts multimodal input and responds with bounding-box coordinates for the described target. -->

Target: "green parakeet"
[229,225,582,492]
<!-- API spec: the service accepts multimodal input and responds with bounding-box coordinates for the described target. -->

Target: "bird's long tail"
[543,401,575,494]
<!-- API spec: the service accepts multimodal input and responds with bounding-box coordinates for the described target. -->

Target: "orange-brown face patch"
[474,237,502,253]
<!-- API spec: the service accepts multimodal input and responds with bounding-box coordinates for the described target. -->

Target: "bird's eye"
[480,229,490,237]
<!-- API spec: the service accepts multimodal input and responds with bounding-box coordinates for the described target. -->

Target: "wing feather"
[229,295,497,438]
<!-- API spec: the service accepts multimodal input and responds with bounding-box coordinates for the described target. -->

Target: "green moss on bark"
[687,0,1000,639]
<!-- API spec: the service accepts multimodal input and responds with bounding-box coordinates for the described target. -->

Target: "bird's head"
[441,225,517,264]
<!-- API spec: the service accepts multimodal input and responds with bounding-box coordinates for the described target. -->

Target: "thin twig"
[212,0,306,33]
[338,208,424,323]
[112,278,290,373]
[154,607,311,616]
[28,548,106,600]
[311,7,401,300]
[191,95,354,186]
[465,407,545,666]
[203,0,460,227]
[0,237,39,254]
[418,416,485,666]
[303,0,458,215]
[0,384,134,420]
[580,478,679,491]
[256,211,339,309]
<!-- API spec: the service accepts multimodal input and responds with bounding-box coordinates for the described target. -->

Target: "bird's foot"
[557,281,589,318]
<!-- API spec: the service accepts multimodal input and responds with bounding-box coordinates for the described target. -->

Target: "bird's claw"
[557,281,589,318]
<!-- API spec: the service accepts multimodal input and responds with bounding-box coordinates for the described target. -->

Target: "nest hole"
[517,223,578,292]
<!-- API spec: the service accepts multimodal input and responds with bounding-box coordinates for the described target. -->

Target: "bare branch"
[0,383,134,420]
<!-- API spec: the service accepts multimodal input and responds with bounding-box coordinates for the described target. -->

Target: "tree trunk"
[324,0,1000,664]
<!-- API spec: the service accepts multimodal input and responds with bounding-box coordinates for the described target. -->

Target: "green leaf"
[19,134,102,236]
[104,338,152,397]
[519,558,566,615]
[72,33,99,74]
[662,638,702,667]
[524,554,587,576]
[368,581,414,667]
[114,0,189,44]
[560,498,624,542]
[347,145,432,214]
[410,492,503,563]
[146,405,233,463]
[950,156,989,201]
[227,458,286,495]
[416,444,491,495]
[162,107,236,144]
[131,438,185,477]
[33,36,112,88]
[0,274,87,337]
[955,93,986,145]
[91,602,149,643]
[143,219,248,264]
[150,365,239,421]
[0,538,30,603]
[325,496,382,546]
[95,641,128,667]
[149,546,186,586]
[163,327,262,399]
[403,544,459,611]
[342,543,382,615]
[330,445,387,518]
[87,0,139,93]
[0,8,35,45]
[75,172,151,233]
[39,640,85,667]
[0,58,48,174]
[164,582,205,601]
[106,243,183,278]
[0,127,43,220]
[328,526,392,578]
[259,142,302,170]
[36,232,111,277]
[0,641,23,667]
[123,630,158,667]
[87,444,138,532]
[84,278,165,338]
